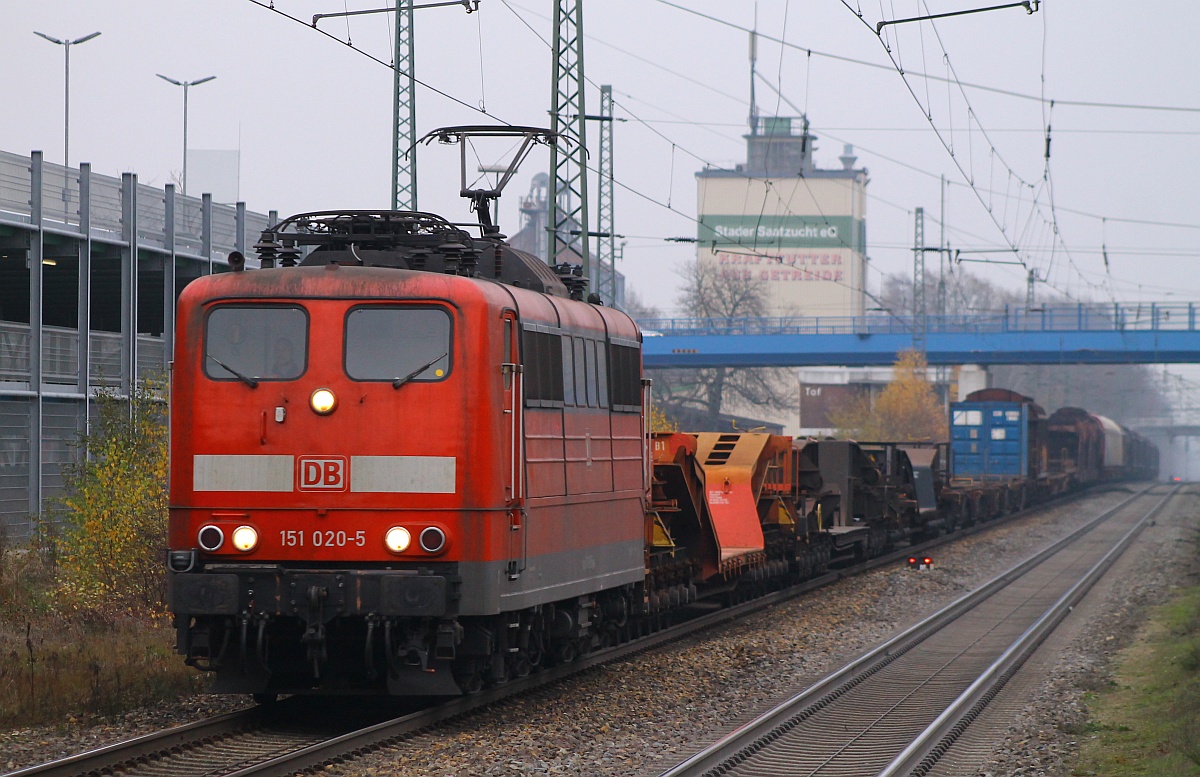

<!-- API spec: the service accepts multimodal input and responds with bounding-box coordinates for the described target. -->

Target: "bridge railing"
[637,302,1200,337]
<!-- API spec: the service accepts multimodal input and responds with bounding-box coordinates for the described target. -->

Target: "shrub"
[0,616,205,729]
[0,527,57,621]
[52,378,169,617]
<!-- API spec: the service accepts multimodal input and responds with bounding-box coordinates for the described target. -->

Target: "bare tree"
[879,267,1024,316]
[647,260,797,430]
[618,286,661,319]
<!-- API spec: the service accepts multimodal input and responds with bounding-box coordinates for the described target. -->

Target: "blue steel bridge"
[638,302,1200,369]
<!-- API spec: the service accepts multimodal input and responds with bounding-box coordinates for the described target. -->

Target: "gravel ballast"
[2,485,1192,776]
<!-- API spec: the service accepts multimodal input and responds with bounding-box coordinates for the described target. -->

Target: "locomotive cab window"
[345,306,452,382]
[204,305,308,382]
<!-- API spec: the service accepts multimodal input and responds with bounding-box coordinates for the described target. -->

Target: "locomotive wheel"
[457,670,483,695]
[553,640,578,664]
[527,637,544,668]
[252,693,278,705]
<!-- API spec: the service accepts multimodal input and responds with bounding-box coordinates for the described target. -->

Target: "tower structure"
[595,84,615,302]
[392,0,417,210]
[913,206,926,352]
[548,0,589,280]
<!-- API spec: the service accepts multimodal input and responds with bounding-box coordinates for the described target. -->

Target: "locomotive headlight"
[420,526,447,553]
[310,388,338,415]
[231,525,259,552]
[385,526,412,553]
[197,525,224,552]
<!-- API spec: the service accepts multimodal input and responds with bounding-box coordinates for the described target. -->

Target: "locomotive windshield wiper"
[207,354,259,388]
[393,352,447,389]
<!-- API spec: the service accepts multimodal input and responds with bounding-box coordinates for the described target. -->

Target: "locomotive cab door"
[501,311,527,579]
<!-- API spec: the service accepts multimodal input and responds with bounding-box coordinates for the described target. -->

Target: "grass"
[0,541,206,731]
[1072,584,1200,776]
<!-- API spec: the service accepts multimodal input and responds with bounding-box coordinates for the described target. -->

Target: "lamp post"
[156,74,216,196]
[33,30,101,167]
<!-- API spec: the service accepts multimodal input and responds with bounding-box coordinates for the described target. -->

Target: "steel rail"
[656,483,1160,777]
[879,484,1179,777]
[2,707,266,777]
[5,486,1130,777]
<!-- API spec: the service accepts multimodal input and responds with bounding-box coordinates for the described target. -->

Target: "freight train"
[166,197,1157,699]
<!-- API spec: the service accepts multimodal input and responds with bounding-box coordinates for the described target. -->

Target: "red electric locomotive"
[167,200,649,696]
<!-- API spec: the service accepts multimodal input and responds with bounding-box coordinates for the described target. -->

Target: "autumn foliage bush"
[650,404,678,433]
[52,378,170,616]
[830,351,949,442]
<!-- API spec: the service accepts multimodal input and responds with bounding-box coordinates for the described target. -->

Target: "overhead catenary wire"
[250,0,1190,309]
[652,3,1195,303]
[611,123,1200,136]
[541,1,1166,306]
[245,0,512,126]
[652,0,1200,114]
[619,4,1190,302]
[502,0,1195,301]
[832,0,1115,303]
[508,0,1197,240]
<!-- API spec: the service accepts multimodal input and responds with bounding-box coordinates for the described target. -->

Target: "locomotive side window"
[204,306,308,382]
[584,339,599,407]
[608,342,642,412]
[594,343,608,408]
[561,336,576,406]
[573,338,588,406]
[345,307,451,382]
[522,328,564,406]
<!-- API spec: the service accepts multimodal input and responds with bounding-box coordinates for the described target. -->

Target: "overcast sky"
[3,0,1197,317]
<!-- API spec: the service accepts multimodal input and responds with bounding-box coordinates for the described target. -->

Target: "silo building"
[695,116,868,317]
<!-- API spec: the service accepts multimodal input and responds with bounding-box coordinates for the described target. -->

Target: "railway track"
[657,483,1177,777]
[5,486,1148,777]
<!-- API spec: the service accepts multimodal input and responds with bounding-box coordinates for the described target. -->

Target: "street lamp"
[33,30,101,167]
[156,73,216,196]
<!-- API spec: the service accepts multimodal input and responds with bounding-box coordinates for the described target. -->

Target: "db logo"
[298,456,347,491]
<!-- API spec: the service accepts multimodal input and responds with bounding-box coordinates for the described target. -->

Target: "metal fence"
[0,150,273,259]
